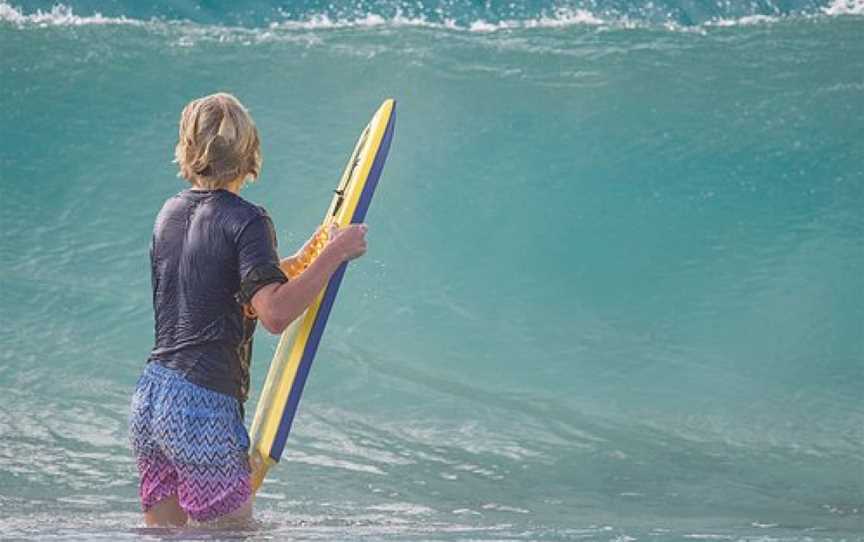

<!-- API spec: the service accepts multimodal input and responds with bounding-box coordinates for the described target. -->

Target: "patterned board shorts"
[129,362,251,522]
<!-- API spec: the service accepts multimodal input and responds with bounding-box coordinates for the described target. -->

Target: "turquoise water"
[1,0,863,540]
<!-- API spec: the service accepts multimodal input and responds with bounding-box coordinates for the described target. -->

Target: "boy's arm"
[252,224,367,334]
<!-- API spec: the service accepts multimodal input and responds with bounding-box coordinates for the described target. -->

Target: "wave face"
[1,0,863,540]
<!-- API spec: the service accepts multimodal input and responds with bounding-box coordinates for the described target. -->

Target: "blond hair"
[174,92,262,189]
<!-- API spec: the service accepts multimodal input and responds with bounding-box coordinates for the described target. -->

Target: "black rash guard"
[147,188,288,403]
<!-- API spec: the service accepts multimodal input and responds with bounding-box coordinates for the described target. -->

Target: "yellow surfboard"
[249,99,396,492]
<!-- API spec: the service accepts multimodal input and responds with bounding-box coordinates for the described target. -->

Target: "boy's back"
[150,188,281,401]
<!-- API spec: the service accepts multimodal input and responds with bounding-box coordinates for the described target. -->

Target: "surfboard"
[248,99,396,492]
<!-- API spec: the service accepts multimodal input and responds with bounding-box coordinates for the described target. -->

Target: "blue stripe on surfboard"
[269,104,396,462]
[351,106,396,225]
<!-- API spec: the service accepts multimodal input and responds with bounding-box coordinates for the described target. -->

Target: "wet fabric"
[148,188,287,401]
[129,362,252,521]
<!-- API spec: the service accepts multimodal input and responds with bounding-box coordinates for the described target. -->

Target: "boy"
[129,93,367,526]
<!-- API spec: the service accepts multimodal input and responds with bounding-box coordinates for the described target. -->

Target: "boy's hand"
[328,223,368,262]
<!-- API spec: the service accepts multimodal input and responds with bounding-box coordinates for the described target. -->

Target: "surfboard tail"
[249,449,275,492]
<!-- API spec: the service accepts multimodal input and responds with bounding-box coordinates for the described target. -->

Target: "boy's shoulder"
[217,191,268,216]
[225,193,272,225]
[156,190,272,237]
[167,189,269,218]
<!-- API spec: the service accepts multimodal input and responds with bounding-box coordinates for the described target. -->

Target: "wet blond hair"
[174,92,262,189]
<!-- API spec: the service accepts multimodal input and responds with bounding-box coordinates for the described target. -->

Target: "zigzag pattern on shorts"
[130,362,251,522]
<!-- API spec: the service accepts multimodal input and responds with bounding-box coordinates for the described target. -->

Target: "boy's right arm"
[250,224,367,334]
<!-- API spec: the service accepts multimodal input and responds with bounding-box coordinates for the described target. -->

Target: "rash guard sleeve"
[235,213,288,305]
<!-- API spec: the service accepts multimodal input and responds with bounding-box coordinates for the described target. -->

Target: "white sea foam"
[366,502,436,516]
[1,0,860,34]
[705,14,780,27]
[281,450,386,475]
[0,2,142,27]
[0,2,605,33]
[481,502,531,514]
[823,0,864,14]
[268,11,460,31]
[267,8,605,33]
[468,8,605,32]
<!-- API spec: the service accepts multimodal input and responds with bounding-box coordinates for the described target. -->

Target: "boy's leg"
[221,497,253,521]
[144,494,188,527]
[198,496,253,527]
[135,455,187,527]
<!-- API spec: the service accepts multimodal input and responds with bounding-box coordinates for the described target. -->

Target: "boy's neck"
[190,179,243,195]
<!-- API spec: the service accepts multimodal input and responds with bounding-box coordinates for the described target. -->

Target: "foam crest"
[1,2,605,32]
[267,8,605,33]
[823,0,864,14]
[1,2,604,33]
[1,1,861,33]
[0,2,141,27]
[267,12,459,31]
[704,14,780,27]
[468,9,605,32]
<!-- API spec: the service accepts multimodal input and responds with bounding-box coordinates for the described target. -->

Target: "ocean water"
[1,0,863,540]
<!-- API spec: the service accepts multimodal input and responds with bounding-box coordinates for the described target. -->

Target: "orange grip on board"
[243,225,331,319]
